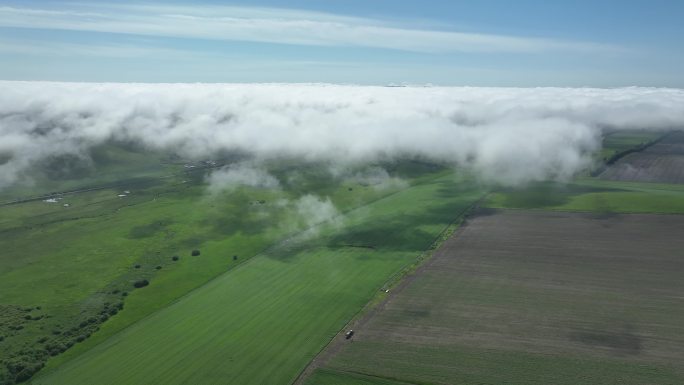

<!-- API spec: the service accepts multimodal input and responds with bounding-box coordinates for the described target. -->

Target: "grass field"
[0,172,312,382]
[28,172,483,384]
[309,211,684,385]
[486,179,684,213]
[0,142,464,384]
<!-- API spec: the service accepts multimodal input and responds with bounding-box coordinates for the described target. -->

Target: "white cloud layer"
[1,81,683,189]
[207,163,280,193]
[0,4,617,54]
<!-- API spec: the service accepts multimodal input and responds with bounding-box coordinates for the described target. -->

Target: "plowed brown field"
[309,210,684,385]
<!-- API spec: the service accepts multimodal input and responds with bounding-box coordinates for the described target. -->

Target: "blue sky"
[0,0,682,86]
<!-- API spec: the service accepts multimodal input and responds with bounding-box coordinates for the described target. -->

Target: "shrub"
[133,279,149,288]
[121,291,128,297]
[155,265,162,270]
[15,363,44,382]
[111,289,120,294]
[52,330,61,335]
[46,343,65,356]
[191,249,200,256]
[75,335,86,342]
[134,264,141,269]
[172,255,179,261]
[233,255,238,261]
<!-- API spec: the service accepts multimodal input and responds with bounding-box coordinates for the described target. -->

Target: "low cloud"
[294,195,341,228]
[1,82,683,190]
[207,163,280,193]
[351,167,409,190]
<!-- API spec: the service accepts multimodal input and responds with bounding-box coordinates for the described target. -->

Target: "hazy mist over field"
[1,81,683,190]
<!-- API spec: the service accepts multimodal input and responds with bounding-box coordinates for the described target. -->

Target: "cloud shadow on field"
[263,195,476,263]
[568,327,642,355]
[201,191,286,238]
[127,219,175,239]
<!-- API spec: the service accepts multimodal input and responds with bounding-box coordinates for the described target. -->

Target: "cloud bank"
[1,81,683,190]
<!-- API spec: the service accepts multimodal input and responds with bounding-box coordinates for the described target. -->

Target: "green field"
[30,172,483,384]
[485,178,684,213]
[1,139,479,384]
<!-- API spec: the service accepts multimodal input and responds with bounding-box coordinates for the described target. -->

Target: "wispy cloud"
[0,37,189,58]
[0,4,620,54]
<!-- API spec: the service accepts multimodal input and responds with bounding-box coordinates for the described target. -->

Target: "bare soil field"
[309,210,684,385]
[601,131,684,183]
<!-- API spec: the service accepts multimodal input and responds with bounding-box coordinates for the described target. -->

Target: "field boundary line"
[486,205,684,216]
[291,192,489,385]
[315,367,431,385]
